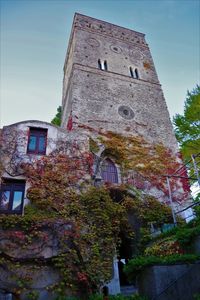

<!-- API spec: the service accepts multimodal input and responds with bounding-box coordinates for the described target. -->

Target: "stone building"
[0,13,191,299]
[61,13,190,208]
[61,13,177,151]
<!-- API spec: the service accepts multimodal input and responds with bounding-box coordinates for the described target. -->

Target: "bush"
[124,254,200,281]
[175,225,200,246]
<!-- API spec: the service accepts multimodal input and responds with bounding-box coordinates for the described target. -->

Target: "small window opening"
[135,68,139,79]
[130,67,134,78]
[0,179,25,214]
[130,67,139,79]
[27,127,47,155]
[98,59,102,70]
[98,59,108,71]
[104,60,108,71]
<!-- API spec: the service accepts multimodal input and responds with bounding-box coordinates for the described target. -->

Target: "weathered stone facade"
[61,13,178,152]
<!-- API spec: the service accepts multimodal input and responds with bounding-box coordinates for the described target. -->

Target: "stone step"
[120,285,137,296]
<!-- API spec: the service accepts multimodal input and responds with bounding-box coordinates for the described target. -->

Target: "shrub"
[124,254,200,281]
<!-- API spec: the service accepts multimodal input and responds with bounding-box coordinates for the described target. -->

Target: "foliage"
[0,150,175,298]
[123,195,173,226]
[125,217,200,280]
[122,193,173,252]
[144,238,184,256]
[144,217,200,256]
[0,122,191,297]
[173,85,200,200]
[194,196,200,218]
[124,254,200,280]
[173,85,200,160]
[26,291,39,300]
[51,106,62,126]
[0,153,128,298]
[175,223,200,247]
[97,131,190,199]
[89,138,100,153]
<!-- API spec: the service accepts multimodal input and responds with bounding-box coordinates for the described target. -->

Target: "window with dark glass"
[27,127,47,154]
[0,180,25,214]
[101,159,118,184]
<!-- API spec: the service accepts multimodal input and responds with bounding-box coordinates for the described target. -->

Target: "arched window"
[101,159,118,183]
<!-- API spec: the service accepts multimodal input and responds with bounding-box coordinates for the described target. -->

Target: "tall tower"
[61,13,178,152]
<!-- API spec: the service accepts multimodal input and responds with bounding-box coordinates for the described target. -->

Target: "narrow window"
[130,67,134,78]
[104,60,108,71]
[135,68,139,79]
[98,59,107,71]
[101,159,118,184]
[0,179,25,214]
[27,127,47,155]
[98,59,102,70]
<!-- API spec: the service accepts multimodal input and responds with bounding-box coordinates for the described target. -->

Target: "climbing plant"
[91,131,190,200]
[0,124,189,298]
[0,151,128,298]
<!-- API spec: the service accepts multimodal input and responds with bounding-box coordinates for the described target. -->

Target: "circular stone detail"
[110,45,122,54]
[118,106,134,120]
[86,38,100,47]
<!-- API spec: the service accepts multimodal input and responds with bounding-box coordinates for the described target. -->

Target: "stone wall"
[0,220,75,299]
[1,120,89,178]
[62,64,177,151]
[138,263,200,300]
[61,13,178,154]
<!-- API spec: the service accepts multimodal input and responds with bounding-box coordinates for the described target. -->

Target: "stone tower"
[61,13,178,153]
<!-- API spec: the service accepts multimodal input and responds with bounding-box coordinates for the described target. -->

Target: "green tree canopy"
[173,85,200,160]
[51,105,62,126]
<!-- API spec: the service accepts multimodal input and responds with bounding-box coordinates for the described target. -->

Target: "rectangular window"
[0,180,25,214]
[27,127,47,155]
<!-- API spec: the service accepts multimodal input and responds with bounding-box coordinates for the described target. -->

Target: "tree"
[51,106,62,126]
[173,85,200,160]
[173,86,200,201]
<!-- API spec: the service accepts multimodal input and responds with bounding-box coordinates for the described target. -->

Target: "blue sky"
[0,0,199,127]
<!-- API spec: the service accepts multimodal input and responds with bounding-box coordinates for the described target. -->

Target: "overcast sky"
[0,0,199,127]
